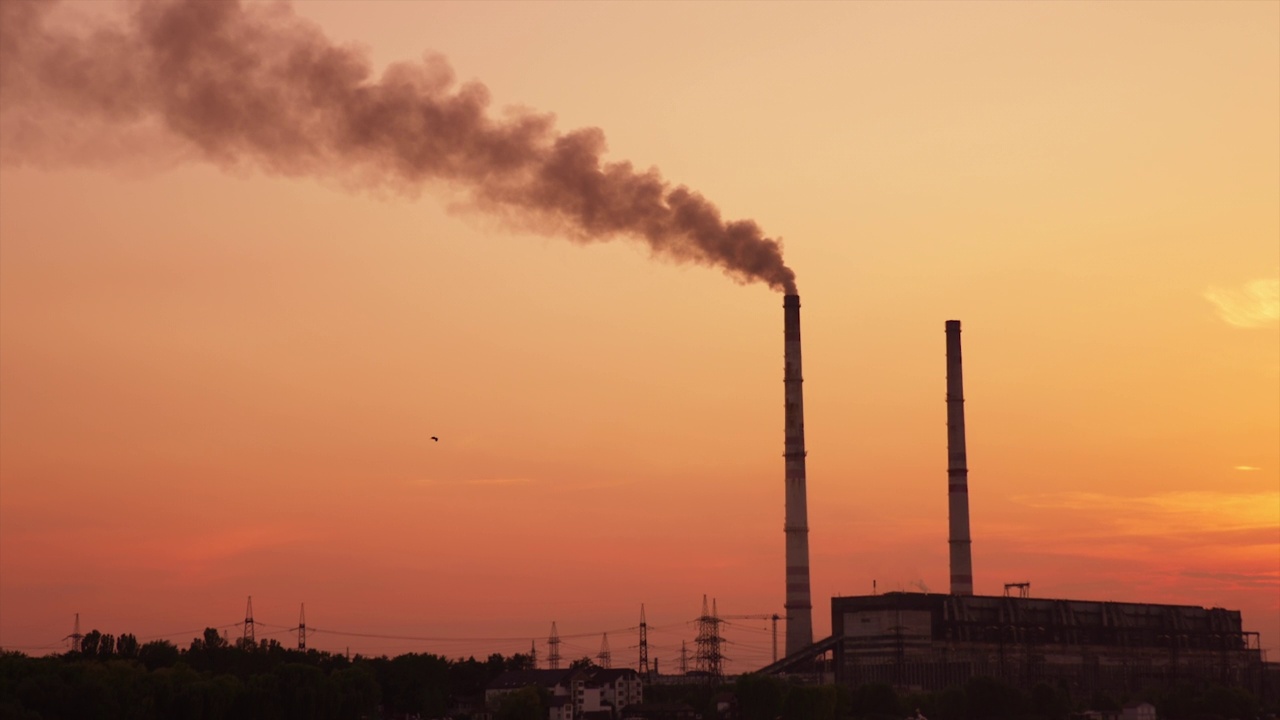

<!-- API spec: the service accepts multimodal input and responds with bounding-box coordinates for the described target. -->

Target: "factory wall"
[830,593,1265,699]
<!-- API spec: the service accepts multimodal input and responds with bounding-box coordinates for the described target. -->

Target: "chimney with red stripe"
[783,294,813,652]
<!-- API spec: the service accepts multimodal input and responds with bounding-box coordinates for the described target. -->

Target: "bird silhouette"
[430,436,439,442]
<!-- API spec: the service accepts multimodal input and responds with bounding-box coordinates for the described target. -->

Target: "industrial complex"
[760,298,1273,703]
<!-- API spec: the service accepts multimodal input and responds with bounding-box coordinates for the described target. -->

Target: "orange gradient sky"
[1,1,1277,670]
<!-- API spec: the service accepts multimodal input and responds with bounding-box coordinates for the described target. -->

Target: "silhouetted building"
[589,667,643,711]
[549,696,574,720]
[1121,702,1158,720]
[486,669,580,719]
[485,666,643,720]
[831,592,1264,698]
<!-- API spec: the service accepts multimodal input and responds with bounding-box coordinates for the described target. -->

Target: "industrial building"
[829,591,1266,698]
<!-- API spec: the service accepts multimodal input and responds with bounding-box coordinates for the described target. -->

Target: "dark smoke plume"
[0,0,796,293]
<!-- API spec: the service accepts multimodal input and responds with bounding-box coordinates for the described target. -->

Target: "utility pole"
[772,614,778,663]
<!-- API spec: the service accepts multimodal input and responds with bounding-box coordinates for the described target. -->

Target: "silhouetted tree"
[98,632,116,658]
[850,682,899,716]
[495,686,545,720]
[116,633,139,659]
[734,674,786,720]
[79,629,101,657]
[370,652,451,716]
[201,627,228,650]
[1141,681,1262,720]
[928,687,969,720]
[1088,688,1121,711]
[1030,681,1071,720]
[333,663,379,719]
[782,684,840,720]
[964,675,1027,718]
[138,639,180,670]
[273,663,332,720]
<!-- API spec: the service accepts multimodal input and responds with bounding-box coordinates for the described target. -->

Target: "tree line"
[0,628,1270,720]
[724,673,1267,720]
[1,627,531,720]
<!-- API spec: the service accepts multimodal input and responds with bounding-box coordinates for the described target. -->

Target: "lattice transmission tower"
[297,603,306,650]
[65,613,84,653]
[597,633,611,668]
[243,596,256,646]
[694,595,724,678]
[547,622,561,670]
[637,604,650,678]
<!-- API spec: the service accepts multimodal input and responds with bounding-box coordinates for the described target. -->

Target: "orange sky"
[1,1,1276,670]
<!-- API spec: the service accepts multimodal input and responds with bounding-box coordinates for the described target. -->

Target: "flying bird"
[431,436,439,442]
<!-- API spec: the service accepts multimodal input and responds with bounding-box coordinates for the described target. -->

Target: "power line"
[18,606,778,672]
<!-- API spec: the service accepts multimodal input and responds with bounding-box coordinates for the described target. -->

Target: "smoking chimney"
[783,294,813,653]
[945,320,974,595]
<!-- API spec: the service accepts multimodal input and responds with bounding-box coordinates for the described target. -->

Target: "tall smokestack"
[945,320,974,596]
[783,294,813,653]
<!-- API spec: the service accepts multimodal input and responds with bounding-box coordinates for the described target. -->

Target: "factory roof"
[587,667,640,682]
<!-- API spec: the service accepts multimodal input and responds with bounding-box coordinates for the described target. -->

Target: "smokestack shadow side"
[783,294,814,653]
[946,320,974,596]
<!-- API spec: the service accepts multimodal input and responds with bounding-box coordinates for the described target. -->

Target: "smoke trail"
[0,0,797,293]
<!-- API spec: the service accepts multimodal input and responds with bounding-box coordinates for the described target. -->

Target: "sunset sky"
[1,0,1276,670]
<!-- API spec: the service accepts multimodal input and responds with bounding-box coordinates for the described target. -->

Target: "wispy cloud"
[552,479,637,492]
[412,477,535,487]
[1203,278,1279,329]
[464,477,534,486]
[1180,569,1280,590]
[1235,465,1262,472]
[1011,490,1280,535]
[999,490,1280,600]
[409,477,634,491]
[124,524,316,582]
